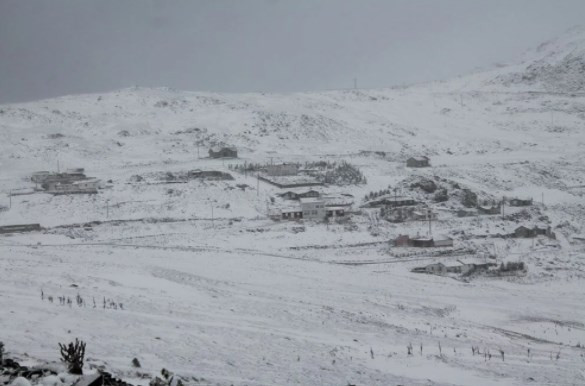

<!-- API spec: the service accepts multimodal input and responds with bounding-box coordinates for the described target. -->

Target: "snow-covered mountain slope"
[439,25,585,93]
[1,28,585,386]
[492,25,585,92]
[1,27,585,175]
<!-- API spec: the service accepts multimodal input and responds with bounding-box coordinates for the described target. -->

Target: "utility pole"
[197,143,200,159]
[428,208,432,236]
[257,173,260,196]
[502,196,505,220]
[57,158,60,173]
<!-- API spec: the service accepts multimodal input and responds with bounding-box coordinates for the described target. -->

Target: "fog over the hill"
[1,0,585,104]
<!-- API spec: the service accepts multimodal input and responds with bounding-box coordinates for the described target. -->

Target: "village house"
[0,224,42,234]
[34,169,89,189]
[406,156,430,168]
[300,197,326,220]
[46,178,100,195]
[513,225,555,239]
[508,198,533,207]
[412,259,495,276]
[410,237,434,248]
[208,146,237,159]
[433,235,454,247]
[274,195,349,222]
[264,163,299,177]
[394,234,411,247]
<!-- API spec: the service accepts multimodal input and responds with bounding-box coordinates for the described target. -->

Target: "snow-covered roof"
[72,178,99,185]
[278,188,321,195]
[299,197,324,204]
[210,146,237,152]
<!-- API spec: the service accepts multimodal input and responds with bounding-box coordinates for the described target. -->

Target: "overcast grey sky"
[0,0,584,104]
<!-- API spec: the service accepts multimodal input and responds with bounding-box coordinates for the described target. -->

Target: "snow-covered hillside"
[1,28,585,386]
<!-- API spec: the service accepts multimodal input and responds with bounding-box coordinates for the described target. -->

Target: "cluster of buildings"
[412,259,496,276]
[270,186,351,222]
[32,169,100,195]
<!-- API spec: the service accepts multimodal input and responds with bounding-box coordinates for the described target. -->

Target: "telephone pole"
[428,208,432,236]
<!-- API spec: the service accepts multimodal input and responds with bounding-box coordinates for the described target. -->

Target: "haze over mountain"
[3,0,585,104]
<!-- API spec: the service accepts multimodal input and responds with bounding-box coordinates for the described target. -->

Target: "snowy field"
[2,28,585,385]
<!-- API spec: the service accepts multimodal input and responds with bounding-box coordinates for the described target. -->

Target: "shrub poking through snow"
[58,338,86,375]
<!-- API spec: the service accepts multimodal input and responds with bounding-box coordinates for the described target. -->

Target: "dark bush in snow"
[58,338,86,375]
